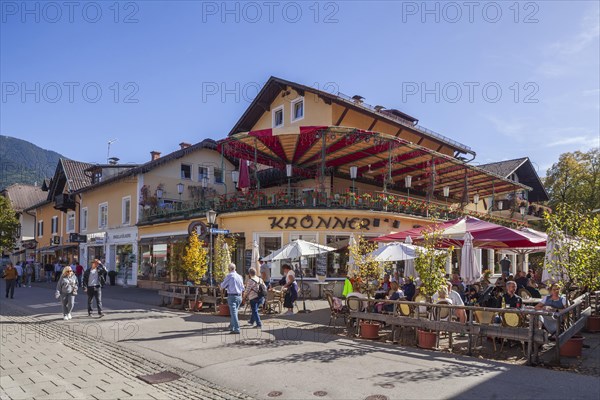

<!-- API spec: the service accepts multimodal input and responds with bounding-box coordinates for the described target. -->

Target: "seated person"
[433,282,467,323]
[501,281,523,309]
[495,273,508,287]
[535,283,566,336]
[450,273,465,292]
[434,286,452,304]
[381,282,404,313]
[466,287,480,306]
[524,279,541,298]
[402,277,416,301]
[515,271,529,289]
[376,274,392,299]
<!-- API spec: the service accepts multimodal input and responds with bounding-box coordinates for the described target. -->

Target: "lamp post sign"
[209,228,229,235]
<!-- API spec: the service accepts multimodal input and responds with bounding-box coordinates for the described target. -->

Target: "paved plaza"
[1,282,599,400]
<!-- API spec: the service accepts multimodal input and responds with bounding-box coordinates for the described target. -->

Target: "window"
[272,105,284,128]
[51,216,58,234]
[198,166,208,182]
[99,203,108,228]
[214,167,223,184]
[81,207,88,231]
[37,221,44,237]
[122,197,131,225]
[66,212,75,233]
[291,97,304,122]
[181,164,192,180]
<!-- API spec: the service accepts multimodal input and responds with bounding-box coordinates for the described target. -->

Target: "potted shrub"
[413,225,453,349]
[544,205,600,356]
[108,270,117,286]
[213,234,236,316]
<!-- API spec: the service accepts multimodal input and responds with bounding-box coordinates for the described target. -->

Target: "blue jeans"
[227,295,242,333]
[46,271,52,282]
[249,297,265,327]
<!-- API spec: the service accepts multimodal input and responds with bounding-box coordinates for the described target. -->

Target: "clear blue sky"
[1,1,598,176]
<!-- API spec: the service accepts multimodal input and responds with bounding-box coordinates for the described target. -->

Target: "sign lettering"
[268,215,380,231]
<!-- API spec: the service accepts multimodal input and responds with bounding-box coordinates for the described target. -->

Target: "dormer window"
[291,97,304,122]
[273,105,284,128]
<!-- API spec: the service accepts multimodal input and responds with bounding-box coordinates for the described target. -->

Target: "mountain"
[0,135,64,190]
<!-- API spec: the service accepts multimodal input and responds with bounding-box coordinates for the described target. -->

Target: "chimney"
[108,157,119,165]
[374,105,385,112]
[150,151,161,161]
[179,142,191,150]
[352,95,364,105]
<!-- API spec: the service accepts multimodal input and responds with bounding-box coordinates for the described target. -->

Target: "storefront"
[81,232,106,268]
[106,227,138,286]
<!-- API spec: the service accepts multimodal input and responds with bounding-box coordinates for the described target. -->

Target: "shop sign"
[112,233,132,240]
[188,220,207,236]
[268,215,381,231]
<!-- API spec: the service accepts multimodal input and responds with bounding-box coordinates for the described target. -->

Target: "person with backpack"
[244,267,266,329]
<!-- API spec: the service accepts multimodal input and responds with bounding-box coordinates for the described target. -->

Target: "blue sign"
[209,228,230,235]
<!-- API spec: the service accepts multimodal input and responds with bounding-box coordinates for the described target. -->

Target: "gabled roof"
[228,76,475,157]
[479,157,549,202]
[45,159,93,201]
[75,139,233,193]
[1,184,47,212]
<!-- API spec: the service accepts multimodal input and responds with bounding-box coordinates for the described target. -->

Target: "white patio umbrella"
[404,236,418,279]
[261,239,335,261]
[460,232,481,285]
[250,240,260,271]
[542,234,564,283]
[367,242,418,262]
[347,233,357,275]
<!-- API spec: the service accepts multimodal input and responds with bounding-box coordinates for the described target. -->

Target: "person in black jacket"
[82,259,107,317]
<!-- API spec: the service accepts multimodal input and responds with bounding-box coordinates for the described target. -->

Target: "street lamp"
[405,175,412,199]
[177,182,184,200]
[231,170,239,189]
[519,205,526,220]
[206,209,217,286]
[349,166,358,194]
[498,200,504,211]
[286,164,293,197]
[473,193,480,206]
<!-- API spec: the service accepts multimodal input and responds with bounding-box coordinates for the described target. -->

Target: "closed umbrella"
[542,234,563,284]
[404,236,418,279]
[251,240,260,271]
[238,159,250,191]
[460,232,481,285]
[347,233,357,275]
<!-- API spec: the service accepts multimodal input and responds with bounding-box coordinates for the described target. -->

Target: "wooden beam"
[367,119,377,131]
[335,107,349,126]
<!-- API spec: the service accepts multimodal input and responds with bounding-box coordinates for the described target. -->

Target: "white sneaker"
[63,316,68,320]
[67,313,72,320]
[284,310,294,315]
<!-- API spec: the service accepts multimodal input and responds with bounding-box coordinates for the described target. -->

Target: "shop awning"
[217,126,531,200]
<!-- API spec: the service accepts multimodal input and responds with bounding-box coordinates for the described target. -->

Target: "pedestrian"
[24,261,33,287]
[244,267,266,329]
[55,266,78,320]
[75,262,84,287]
[259,258,271,288]
[2,263,18,299]
[83,259,107,317]
[54,261,63,282]
[220,263,244,334]
[15,262,23,287]
[500,255,511,276]
[45,263,53,282]
[279,264,298,315]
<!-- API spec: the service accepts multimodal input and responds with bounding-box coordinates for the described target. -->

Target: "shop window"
[98,203,108,229]
[122,197,131,225]
[272,105,284,128]
[181,164,192,180]
[291,97,304,122]
[51,216,58,234]
[138,243,168,280]
[66,212,75,233]
[326,235,350,277]
[80,208,88,231]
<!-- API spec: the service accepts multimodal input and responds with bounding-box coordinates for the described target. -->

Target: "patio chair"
[265,288,283,314]
[432,300,453,348]
[518,288,532,300]
[413,293,430,318]
[474,310,498,351]
[500,310,526,354]
[325,292,349,327]
[299,282,311,299]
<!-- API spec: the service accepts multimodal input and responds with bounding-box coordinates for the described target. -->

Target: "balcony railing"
[138,189,529,228]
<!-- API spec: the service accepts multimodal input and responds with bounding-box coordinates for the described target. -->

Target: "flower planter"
[417,329,438,349]
[559,335,584,357]
[218,303,230,316]
[585,315,600,333]
[360,321,380,340]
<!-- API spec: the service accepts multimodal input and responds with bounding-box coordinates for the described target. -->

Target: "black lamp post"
[286,164,292,198]
[206,209,217,285]
[405,175,412,199]
[350,166,358,194]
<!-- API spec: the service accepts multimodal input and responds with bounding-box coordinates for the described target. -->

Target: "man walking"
[83,259,107,317]
[220,263,244,334]
[2,263,18,298]
[15,262,23,287]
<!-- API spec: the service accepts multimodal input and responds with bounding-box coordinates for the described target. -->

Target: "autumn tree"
[414,227,453,298]
[213,234,236,283]
[0,196,19,253]
[348,235,387,299]
[545,148,599,212]
[181,231,208,284]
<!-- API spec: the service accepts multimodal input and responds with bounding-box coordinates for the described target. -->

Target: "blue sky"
[1,1,599,176]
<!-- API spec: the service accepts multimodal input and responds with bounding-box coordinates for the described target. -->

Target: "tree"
[544,203,600,300]
[545,148,599,212]
[348,235,388,299]
[414,227,453,298]
[213,234,236,283]
[181,231,208,284]
[0,196,19,252]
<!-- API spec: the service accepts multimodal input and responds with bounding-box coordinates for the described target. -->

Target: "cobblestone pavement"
[0,302,252,400]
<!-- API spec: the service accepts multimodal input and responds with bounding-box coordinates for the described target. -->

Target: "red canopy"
[374,216,546,249]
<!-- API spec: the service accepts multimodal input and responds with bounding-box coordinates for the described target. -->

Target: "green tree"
[545,148,599,212]
[414,227,453,298]
[0,196,19,252]
[181,231,208,284]
[348,235,388,299]
[544,203,600,300]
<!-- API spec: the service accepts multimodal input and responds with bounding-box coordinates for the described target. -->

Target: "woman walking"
[55,266,78,320]
[244,267,266,328]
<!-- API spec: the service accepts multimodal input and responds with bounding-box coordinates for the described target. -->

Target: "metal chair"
[325,292,349,327]
[264,289,283,314]
[299,282,311,299]
[500,310,526,354]
[518,288,532,300]
[474,310,498,351]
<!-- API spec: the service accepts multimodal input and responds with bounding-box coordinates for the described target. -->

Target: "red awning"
[374,216,546,249]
